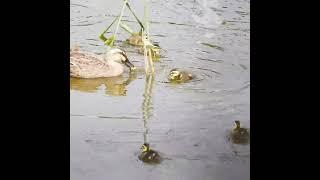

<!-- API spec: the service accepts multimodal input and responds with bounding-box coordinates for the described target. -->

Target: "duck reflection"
[70,71,137,96]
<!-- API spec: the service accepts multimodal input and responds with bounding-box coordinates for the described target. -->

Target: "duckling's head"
[169,69,182,81]
[105,48,136,70]
[141,143,150,152]
[233,120,241,130]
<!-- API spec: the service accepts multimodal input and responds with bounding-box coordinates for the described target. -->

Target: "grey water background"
[70,0,250,179]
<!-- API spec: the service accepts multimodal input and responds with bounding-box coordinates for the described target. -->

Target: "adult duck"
[70,46,135,78]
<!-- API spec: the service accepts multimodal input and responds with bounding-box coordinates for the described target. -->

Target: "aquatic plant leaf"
[125,1,145,29]
[99,16,118,42]
[120,22,134,35]
[104,35,115,47]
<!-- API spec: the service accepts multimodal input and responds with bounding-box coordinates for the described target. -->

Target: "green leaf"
[125,1,145,30]
[104,35,115,47]
[120,22,134,35]
[99,17,118,42]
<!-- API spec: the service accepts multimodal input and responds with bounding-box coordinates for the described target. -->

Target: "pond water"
[70,0,250,180]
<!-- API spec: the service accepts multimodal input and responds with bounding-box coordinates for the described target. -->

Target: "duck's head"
[105,48,136,70]
[233,120,241,130]
[141,143,150,152]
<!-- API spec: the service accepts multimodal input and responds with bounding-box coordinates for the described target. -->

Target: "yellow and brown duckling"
[138,46,162,60]
[126,32,163,60]
[230,120,250,145]
[138,143,161,164]
[168,68,194,83]
[126,32,144,46]
[70,46,135,78]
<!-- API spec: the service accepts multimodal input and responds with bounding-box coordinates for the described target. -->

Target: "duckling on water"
[138,143,161,164]
[126,32,144,46]
[70,46,135,78]
[230,120,250,145]
[168,68,194,83]
[138,44,162,60]
[126,33,162,60]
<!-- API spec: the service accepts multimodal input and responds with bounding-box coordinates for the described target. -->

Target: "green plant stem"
[120,22,134,35]
[113,0,128,40]
[142,0,154,74]
[99,16,118,42]
[144,0,150,40]
[125,1,145,30]
[141,29,149,74]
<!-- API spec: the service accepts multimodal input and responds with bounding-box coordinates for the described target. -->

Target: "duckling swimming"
[70,46,135,78]
[230,120,250,145]
[126,32,143,46]
[126,32,162,60]
[138,143,161,164]
[168,68,194,83]
[138,44,162,60]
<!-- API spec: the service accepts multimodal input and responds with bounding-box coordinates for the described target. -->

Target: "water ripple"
[70,114,139,120]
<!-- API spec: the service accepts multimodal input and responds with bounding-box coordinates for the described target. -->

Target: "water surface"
[71,0,250,179]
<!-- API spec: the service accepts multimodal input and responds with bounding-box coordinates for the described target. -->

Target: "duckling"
[230,120,250,145]
[138,143,161,164]
[126,32,144,46]
[168,68,193,83]
[70,46,135,78]
[126,32,163,61]
[138,44,162,60]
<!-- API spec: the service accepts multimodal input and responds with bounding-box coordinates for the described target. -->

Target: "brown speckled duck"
[70,46,135,78]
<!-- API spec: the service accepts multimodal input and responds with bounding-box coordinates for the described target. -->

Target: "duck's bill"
[124,60,136,70]
[120,52,136,71]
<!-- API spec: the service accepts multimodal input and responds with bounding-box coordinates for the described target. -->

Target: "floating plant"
[99,0,163,74]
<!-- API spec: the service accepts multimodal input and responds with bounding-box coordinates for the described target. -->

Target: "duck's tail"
[70,44,80,52]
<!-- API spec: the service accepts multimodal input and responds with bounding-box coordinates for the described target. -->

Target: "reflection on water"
[139,74,163,164]
[142,74,155,143]
[70,71,137,96]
